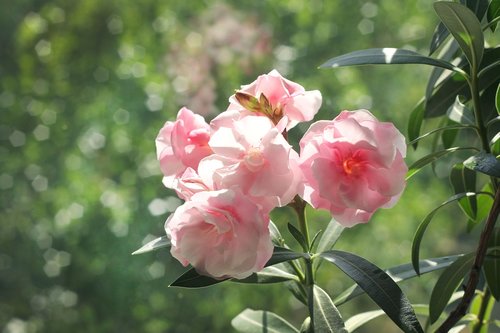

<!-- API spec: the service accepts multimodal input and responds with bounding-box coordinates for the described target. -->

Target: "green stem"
[472,288,492,333]
[289,259,306,283]
[437,186,500,332]
[290,195,315,332]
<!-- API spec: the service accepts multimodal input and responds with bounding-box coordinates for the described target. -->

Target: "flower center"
[244,147,265,172]
[343,156,363,176]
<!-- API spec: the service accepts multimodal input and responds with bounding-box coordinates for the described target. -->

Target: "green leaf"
[496,83,500,114]
[266,247,308,267]
[232,309,299,333]
[464,0,489,21]
[320,250,424,333]
[287,222,308,251]
[447,95,475,125]
[319,48,462,72]
[434,2,484,69]
[429,22,451,56]
[316,218,344,255]
[312,285,347,333]
[487,0,500,32]
[309,230,323,253]
[334,254,461,306]
[412,193,478,275]
[427,39,460,98]
[170,247,306,288]
[450,163,477,220]
[170,268,225,288]
[314,218,344,271]
[408,100,425,150]
[285,281,308,305]
[464,151,500,177]
[425,47,500,118]
[484,228,500,300]
[406,147,475,180]
[345,310,385,332]
[131,235,170,255]
[269,221,284,246]
[469,291,495,333]
[234,264,299,284]
[408,124,475,147]
[475,183,494,220]
[299,317,310,333]
[429,252,475,323]
[441,120,460,149]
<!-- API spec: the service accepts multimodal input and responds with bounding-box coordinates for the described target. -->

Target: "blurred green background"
[1,0,491,332]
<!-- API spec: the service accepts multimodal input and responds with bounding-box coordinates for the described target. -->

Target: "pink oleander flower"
[165,189,273,279]
[228,69,322,130]
[299,110,408,227]
[172,167,212,201]
[200,112,302,211]
[156,107,212,188]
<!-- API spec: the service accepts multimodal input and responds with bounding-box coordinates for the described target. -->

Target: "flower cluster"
[157,70,407,279]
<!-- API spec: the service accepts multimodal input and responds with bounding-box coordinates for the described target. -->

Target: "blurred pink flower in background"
[165,189,273,279]
[299,110,408,226]
[166,4,272,116]
[228,69,322,130]
[156,107,212,188]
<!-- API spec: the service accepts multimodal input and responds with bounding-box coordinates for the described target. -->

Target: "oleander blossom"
[299,109,408,226]
[199,112,302,211]
[172,167,213,201]
[165,189,273,279]
[156,107,212,188]
[228,69,322,130]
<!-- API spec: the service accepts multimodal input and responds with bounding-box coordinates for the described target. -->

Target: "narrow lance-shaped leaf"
[429,0,488,54]
[312,285,347,333]
[464,151,500,177]
[429,252,475,323]
[233,264,299,284]
[169,268,224,288]
[495,83,500,114]
[232,309,299,333]
[441,119,460,149]
[408,100,425,150]
[170,247,306,288]
[132,235,170,255]
[487,0,500,32]
[450,163,477,220]
[334,254,462,306]
[429,22,451,56]
[345,310,385,333]
[406,147,476,180]
[425,47,500,118]
[269,220,284,246]
[321,250,424,333]
[412,193,479,275]
[287,222,308,251]
[265,246,308,267]
[315,218,344,255]
[319,48,462,72]
[464,0,489,21]
[484,228,500,300]
[447,95,475,125]
[426,39,460,99]
[434,2,484,69]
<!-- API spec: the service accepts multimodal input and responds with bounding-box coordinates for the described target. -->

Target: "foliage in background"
[1,0,497,332]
